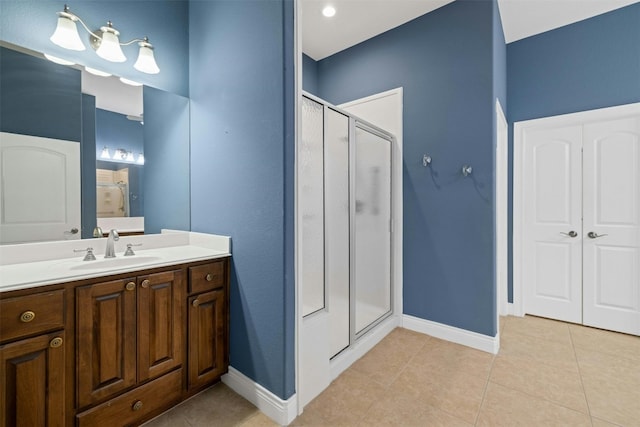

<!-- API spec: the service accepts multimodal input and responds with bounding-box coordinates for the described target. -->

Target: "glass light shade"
[44,54,75,66]
[125,151,135,162]
[96,28,126,62]
[322,6,336,17]
[85,66,111,77]
[100,147,111,159]
[50,15,86,51]
[137,153,145,164]
[134,45,160,74]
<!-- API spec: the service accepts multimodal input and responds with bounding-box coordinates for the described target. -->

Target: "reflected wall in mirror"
[0,43,190,244]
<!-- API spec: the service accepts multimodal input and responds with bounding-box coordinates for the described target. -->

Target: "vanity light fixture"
[84,66,111,77]
[125,151,135,162]
[322,5,336,17]
[50,4,160,74]
[137,153,145,165]
[98,147,144,164]
[44,53,75,65]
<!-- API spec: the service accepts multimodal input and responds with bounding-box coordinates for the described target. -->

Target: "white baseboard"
[507,302,524,317]
[402,314,499,354]
[222,366,297,426]
[329,314,401,381]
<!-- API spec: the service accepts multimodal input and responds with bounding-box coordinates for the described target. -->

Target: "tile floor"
[145,315,640,426]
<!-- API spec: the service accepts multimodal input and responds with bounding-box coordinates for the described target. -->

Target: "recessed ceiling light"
[322,5,336,17]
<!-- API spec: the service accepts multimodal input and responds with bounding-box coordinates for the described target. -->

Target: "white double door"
[522,108,640,335]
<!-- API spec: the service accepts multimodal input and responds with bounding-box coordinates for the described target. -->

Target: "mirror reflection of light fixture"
[98,147,144,164]
[120,77,143,87]
[44,53,76,66]
[100,146,111,159]
[49,4,160,74]
[85,66,111,77]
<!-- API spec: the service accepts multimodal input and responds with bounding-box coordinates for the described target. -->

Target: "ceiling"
[301,0,638,60]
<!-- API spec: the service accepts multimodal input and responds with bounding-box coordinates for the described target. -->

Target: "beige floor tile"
[389,363,488,424]
[240,412,279,426]
[303,368,385,426]
[179,384,263,427]
[490,355,588,413]
[575,346,640,384]
[350,327,428,386]
[502,315,572,344]
[477,382,592,427]
[288,406,330,426]
[408,337,494,379]
[581,371,640,427]
[569,324,640,362]
[591,417,623,427]
[360,387,472,427]
[142,410,192,427]
[499,328,579,373]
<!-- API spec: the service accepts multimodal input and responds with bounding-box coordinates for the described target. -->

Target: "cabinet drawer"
[0,290,65,343]
[76,368,182,427]
[189,261,225,293]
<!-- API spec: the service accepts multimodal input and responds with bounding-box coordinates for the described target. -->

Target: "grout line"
[473,353,496,426]
[568,325,594,426]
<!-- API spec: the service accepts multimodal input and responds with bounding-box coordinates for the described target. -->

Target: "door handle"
[587,231,608,239]
[560,231,578,238]
[69,228,79,234]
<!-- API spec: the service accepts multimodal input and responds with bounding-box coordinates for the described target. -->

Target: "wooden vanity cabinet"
[0,290,66,427]
[1,256,230,427]
[76,270,184,408]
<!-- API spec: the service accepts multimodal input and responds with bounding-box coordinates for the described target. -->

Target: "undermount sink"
[69,256,162,271]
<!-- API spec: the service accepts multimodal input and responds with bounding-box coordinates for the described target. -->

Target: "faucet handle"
[74,247,97,261]
[124,243,143,256]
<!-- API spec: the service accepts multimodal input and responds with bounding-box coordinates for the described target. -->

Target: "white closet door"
[523,125,583,323]
[0,132,81,244]
[583,115,640,335]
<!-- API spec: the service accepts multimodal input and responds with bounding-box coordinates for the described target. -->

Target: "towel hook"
[462,165,473,177]
[423,154,432,167]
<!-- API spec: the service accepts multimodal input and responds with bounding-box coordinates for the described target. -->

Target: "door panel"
[583,116,640,335]
[76,279,137,408]
[0,132,81,243]
[353,124,392,334]
[523,125,583,323]
[137,270,184,382]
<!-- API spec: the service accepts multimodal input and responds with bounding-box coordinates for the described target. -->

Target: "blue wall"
[302,53,319,95]
[143,86,190,233]
[189,0,296,399]
[96,109,144,156]
[0,0,189,97]
[0,46,81,141]
[506,3,640,301]
[316,0,503,336]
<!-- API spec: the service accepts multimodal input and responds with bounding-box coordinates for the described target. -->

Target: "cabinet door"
[0,331,65,427]
[137,270,184,382]
[77,279,137,408]
[188,289,227,389]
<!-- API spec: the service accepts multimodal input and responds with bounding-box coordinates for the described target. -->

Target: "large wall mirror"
[0,42,190,244]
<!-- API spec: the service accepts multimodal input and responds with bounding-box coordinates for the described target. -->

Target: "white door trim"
[513,102,640,317]
[496,100,508,320]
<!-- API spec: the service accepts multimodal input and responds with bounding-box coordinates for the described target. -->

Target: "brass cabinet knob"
[206,273,214,282]
[141,279,150,289]
[50,337,63,348]
[125,282,136,291]
[192,299,200,308]
[20,310,36,323]
[132,400,143,411]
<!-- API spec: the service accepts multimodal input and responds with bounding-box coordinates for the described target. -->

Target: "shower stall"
[298,93,394,407]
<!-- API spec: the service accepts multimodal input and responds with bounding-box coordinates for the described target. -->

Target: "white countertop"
[0,231,231,293]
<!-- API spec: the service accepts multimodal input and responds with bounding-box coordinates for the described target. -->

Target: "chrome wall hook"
[423,154,432,166]
[462,165,473,177]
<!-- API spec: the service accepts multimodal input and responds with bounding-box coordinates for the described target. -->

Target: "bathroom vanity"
[0,231,230,426]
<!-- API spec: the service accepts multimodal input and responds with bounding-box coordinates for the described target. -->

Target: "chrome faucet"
[105,229,119,258]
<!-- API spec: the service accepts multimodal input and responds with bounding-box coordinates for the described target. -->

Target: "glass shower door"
[353,123,392,335]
